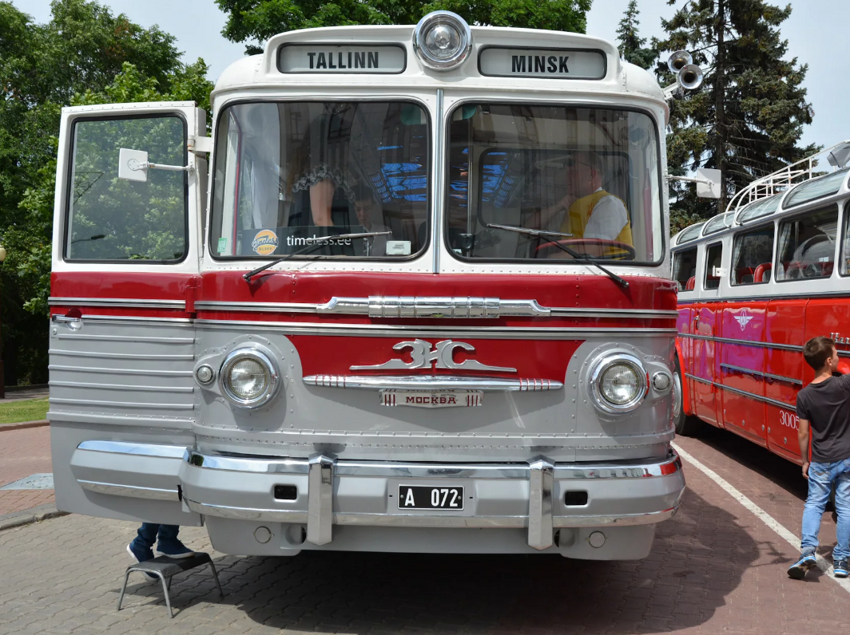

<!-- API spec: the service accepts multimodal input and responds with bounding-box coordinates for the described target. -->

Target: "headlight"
[220,348,279,409]
[589,354,647,414]
[413,11,472,71]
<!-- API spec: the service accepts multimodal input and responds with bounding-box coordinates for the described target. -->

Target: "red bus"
[672,141,850,464]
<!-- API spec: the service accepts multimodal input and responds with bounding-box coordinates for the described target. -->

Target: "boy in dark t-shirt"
[787,336,850,580]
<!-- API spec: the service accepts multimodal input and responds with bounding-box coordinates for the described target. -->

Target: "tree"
[655,0,816,221]
[616,0,656,70]
[0,0,213,384]
[215,0,593,55]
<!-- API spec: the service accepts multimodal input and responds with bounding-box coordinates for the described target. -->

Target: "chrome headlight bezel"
[219,347,279,409]
[589,353,648,414]
[413,11,472,71]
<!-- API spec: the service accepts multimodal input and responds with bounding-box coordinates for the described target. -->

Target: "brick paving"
[0,426,54,515]
[1,425,849,634]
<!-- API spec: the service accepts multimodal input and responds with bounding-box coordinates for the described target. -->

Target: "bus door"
[672,246,697,413]
[718,302,767,445]
[692,242,723,425]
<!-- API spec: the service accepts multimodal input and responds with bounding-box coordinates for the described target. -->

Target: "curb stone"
[0,504,68,532]
[0,419,50,432]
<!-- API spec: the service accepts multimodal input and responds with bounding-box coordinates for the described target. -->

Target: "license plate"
[398,485,465,510]
[380,390,482,408]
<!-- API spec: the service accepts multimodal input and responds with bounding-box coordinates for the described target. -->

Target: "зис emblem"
[351,339,516,373]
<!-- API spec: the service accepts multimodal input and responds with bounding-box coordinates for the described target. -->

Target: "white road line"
[672,441,850,594]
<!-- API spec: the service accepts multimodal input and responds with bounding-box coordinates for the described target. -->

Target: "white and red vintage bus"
[672,142,850,463]
[49,12,686,560]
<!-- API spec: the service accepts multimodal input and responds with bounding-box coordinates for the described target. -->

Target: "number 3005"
[779,410,799,430]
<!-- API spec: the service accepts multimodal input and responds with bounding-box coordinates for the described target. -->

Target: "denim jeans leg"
[156,524,180,546]
[132,523,160,550]
[801,462,834,554]
[832,460,850,562]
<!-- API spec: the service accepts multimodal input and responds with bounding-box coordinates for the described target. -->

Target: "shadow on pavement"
[158,489,758,632]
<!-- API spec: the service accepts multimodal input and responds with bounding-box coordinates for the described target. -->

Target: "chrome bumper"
[179,449,684,551]
[71,440,684,551]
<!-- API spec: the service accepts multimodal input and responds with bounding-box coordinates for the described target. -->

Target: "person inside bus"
[786,336,850,581]
[534,151,633,257]
[352,182,391,256]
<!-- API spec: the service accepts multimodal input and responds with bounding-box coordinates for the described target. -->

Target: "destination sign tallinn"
[479,48,606,80]
[278,45,406,74]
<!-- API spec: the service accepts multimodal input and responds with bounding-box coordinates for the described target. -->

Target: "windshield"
[211,102,429,259]
[446,104,663,263]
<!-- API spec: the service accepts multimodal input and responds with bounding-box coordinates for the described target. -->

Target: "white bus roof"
[212,23,666,111]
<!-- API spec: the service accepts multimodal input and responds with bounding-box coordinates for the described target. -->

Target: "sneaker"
[126,543,158,580]
[787,552,817,580]
[834,560,849,578]
[156,540,194,559]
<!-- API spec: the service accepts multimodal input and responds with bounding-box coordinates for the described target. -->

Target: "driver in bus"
[535,151,634,257]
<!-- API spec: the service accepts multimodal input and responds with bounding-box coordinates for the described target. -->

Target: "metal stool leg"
[207,561,224,598]
[117,570,132,611]
[153,572,173,618]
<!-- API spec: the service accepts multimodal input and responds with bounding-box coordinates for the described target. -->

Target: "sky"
[11,0,848,155]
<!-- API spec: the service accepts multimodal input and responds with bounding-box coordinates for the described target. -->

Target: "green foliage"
[616,0,656,70]
[215,0,593,54]
[0,0,213,385]
[654,0,817,227]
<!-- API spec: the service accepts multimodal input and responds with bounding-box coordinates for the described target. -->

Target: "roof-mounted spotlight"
[413,11,472,71]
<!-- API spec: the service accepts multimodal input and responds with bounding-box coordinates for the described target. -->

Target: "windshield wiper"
[243,230,392,283]
[487,223,629,290]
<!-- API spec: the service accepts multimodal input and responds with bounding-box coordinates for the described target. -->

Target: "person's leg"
[131,523,159,552]
[831,459,850,575]
[156,525,194,558]
[789,462,833,578]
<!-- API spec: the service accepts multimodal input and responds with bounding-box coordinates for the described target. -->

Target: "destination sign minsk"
[479,48,606,79]
[279,45,406,74]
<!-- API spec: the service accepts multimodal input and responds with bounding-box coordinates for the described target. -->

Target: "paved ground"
[1,424,849,634]
[0,426,53,515]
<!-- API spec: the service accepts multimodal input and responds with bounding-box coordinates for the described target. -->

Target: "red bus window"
[704,243,722,290]
[776,205,838,281]
[731,226,774,286]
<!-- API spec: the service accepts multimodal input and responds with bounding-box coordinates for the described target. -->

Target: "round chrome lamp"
[589,353,648,414]
[219,348,279,409]
[413,11,472,71]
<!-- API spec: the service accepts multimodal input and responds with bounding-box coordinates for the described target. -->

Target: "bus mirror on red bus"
[118,147,193,183]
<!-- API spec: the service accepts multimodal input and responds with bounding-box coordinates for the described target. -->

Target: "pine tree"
[616,0,656,70]
[655,0,816,221]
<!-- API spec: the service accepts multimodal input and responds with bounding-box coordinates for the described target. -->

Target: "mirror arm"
[140,161,194,174]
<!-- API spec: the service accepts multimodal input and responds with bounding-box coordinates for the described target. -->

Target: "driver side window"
[775,205,838,281]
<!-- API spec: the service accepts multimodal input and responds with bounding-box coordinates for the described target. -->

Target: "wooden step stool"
[117,552,224,618]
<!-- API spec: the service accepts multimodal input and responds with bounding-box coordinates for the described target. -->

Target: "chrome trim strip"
[54,397,194,410]
[51,380,194,393]
[195,319,676,339]
[528,458,555,550]
[307,455,334,546]
[78,480,179,501]
[56,333,195,344]
[78,440,188,459]
[679,332,803,352]
[51,314,194,325]
[720,363,803,386]
[182,499,679,529]
[49,297,186,309]
[49,364,193,377]
[49,349,194,361]
[302,375,563,391]
[433,87,443,275]
[194,298,677,320]
[684,373,795,410]
[184,451,682,480]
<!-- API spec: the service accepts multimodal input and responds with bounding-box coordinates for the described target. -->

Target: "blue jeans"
[131,523,180,551]
[801,458,850,561]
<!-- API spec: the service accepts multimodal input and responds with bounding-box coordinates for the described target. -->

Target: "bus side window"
[776,205,838,281]
[731,226,774,285]
[673,247,697,291]
[704,242,723,290]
